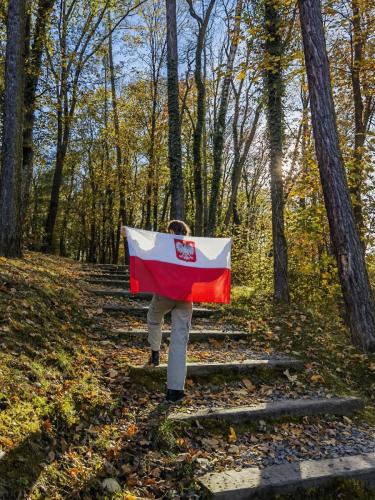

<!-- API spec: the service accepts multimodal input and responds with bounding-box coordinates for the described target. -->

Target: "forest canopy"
[0,0,374,350]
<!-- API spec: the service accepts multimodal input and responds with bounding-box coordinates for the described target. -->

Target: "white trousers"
[147,294,193,390]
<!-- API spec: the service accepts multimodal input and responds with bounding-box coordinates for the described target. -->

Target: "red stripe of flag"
[130,256,231,303]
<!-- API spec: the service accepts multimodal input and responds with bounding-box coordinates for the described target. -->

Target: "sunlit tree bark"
[0,0,27,257]
[299,0,375,352]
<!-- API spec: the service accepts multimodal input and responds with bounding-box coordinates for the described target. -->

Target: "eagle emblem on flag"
[174,239,196,262]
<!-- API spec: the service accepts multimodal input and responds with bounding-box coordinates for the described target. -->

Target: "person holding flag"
[123,221,231,403]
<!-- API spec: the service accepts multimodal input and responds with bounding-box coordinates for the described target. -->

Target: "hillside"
[0,254,374,499]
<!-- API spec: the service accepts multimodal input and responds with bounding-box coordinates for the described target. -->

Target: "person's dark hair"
[167,220,191,236]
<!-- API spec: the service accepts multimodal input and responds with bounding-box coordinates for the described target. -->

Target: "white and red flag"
[125,227,231,303]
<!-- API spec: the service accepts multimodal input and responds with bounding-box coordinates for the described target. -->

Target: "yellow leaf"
[310,374,325,383]
[176,437,187,447]
[228,427,237,443]
[237,69,246,81]
[0,436,13,448]
[124,494,137,500]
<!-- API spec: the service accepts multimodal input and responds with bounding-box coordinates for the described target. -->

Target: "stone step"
[86,279,130,287]
[82,264,129,271]
[111,329,250,341]
[103,304,218,318]
[89,274,129,280]
[93,289,151,299]
[130,358,303,379]
[89,270,129,275]
[168,397,362,424]
[199,452,375,499]
[95,264,129,270]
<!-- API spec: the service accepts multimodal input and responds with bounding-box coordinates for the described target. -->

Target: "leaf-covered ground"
[0,254,374,499]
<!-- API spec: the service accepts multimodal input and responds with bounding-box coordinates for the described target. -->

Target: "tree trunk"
[43,3,70,252]
[299,0,375,352]
[21,0,55,224]
[0,0,27,257]
[299,74,309,209]
[44,121,70,252]
[145,78,158,230]
[165,0,184,219]
[59,165,74,257]
[108,25,126,261]
[265,0,289,302]
[187,0,216,235]
[207,0,242,236]
[349,0,366,240]
[225,101,261,226]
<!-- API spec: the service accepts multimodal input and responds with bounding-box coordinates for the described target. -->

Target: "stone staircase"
[81,263,375,498]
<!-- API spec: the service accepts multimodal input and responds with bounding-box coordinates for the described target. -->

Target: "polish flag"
[125,227,231,303]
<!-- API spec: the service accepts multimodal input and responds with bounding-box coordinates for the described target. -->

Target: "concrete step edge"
[199,452,375,499]
[169,396,363,423]
[102,304,218,316]
[110,329,251,340]
[130,358,303,377]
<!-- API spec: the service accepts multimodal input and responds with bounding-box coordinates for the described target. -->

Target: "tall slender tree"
[165,0,184,219]
[108,24,127,261]
[187,0,216,235]
[264,0,289,302]
[349,0,373,242]
[22,0,55,223]
[208,0,243,236]
[299,0,375,352]
[0,0,27,257]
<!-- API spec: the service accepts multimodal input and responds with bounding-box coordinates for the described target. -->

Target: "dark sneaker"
[148,350,160,366]
[166,389,185,403]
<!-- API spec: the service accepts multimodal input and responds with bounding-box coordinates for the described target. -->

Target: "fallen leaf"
[202,437,220,448]
[125,424,138,437]
[102,478,121,493]
[284,369,298,382]
[150,467,161,478]
[139,439,150,446]
[310,374,325,383]
[126,474,138,486]
[242,378,256,392]
[145,478,157,485]
[124,494,138,500]
[0,436,13,448]
[121,464,133,475]
[176,437,187,447]
[41,419,52,433]
[228,427,237,443]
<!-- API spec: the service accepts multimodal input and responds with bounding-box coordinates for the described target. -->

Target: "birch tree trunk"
[299,0,375,352]
[0,0,27,257]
